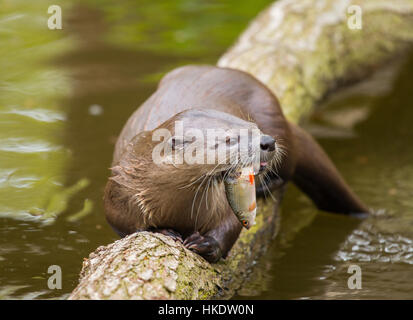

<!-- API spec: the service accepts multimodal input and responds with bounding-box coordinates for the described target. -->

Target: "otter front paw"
[149,228,183,243]
[183,232,222,263]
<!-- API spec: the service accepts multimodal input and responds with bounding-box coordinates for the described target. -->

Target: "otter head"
[110,109,282,232]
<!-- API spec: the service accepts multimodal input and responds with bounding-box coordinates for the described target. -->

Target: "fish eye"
[242,220,249,227]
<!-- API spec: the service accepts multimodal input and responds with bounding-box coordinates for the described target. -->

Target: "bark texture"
[69,197,280,299]
[69,0,413,300]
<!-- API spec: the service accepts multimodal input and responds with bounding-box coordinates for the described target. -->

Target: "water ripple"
[0,138,61,153]
[2,107,66,123]
[336,228,413,265]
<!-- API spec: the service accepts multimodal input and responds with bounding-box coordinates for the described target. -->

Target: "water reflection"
[0,0,72,222]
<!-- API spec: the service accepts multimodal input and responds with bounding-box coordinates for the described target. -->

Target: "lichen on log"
[69,196,280,299]
[69,0,413,300]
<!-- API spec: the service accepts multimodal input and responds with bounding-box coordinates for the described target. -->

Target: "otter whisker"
[264,177,277,202]
[192,158,228,227]
[178,172,207,190]
[222,158,238,181]
[258,176,269,201]
[205,174,213,210]
[196,158,228,221]
[196,173,214,226]
[191,172,210,222]
[259,174,276,202]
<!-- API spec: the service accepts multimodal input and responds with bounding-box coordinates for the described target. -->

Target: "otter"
[104,65,368,262]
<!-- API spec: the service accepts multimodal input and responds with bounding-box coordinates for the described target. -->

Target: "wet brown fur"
[104,65,368,261]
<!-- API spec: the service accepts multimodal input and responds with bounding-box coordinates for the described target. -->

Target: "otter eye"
[226,136,237,146]
[242,220,249,227]
[170,137,184,150]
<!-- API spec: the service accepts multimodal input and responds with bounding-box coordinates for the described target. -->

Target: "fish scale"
[224,166,257,229]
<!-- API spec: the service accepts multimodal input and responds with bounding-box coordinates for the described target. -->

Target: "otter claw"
[183,231,201,246]
[184,232,222,263]
[150,228,183,243]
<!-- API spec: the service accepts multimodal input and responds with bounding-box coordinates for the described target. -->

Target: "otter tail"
[289,123,369,215]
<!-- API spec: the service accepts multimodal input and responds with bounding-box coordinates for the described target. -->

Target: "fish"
[224,166,257,229]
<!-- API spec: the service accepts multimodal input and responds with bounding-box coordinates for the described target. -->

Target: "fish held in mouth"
[224,166,257,229]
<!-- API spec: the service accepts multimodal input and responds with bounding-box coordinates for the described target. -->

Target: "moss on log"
[69,0,413,300]
[69,196,280,299]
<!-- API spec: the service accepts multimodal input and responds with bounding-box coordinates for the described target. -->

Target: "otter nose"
[260,135,276,152]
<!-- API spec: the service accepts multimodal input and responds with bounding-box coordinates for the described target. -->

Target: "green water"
[1,0,413,299]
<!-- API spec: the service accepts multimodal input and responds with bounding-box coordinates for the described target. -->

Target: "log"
[69,0,413,300]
